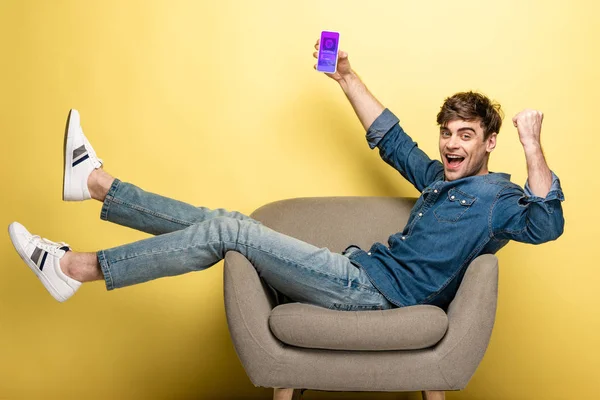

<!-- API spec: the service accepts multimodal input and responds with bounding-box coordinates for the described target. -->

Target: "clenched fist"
[512,109,544,149]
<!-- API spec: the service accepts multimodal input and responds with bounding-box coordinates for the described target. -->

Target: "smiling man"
[438,94,501,182]
[313,40,565,308]
[8,41,564,313]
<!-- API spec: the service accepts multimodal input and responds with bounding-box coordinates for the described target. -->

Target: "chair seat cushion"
[269,303,448,351]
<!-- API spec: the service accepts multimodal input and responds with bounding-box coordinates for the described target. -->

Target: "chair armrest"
[433,254,499,388]
[223,251,286,385]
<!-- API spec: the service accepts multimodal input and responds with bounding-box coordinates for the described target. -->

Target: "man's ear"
[486,133,497,153]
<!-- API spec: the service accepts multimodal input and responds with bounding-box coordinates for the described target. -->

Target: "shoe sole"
[62,110,77,201]
[8,224,67,302]
[62,111,70,201]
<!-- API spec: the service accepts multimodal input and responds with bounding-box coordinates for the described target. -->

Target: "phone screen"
[317,31,340,73]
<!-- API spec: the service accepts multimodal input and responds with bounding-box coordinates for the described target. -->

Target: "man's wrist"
[338,71,360,92]
[522,140,542,154]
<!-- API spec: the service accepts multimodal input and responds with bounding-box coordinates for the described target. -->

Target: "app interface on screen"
[318,32,339,72]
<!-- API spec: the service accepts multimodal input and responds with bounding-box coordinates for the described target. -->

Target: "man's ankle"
[88,168,113,202]
[59,251,77,280]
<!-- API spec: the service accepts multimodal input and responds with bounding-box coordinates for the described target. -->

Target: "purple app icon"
[317,31,340,74]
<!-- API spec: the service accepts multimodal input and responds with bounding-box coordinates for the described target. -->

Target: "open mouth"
[445,154,465,170]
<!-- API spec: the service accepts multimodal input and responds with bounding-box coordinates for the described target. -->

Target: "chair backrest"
[250,196,417,252]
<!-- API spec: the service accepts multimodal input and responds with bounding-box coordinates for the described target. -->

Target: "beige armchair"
[223,197,498,400]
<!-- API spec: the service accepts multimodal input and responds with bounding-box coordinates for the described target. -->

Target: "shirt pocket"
[433,188,476,223]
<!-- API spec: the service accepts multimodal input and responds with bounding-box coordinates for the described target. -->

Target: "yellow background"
[1,1,598,399]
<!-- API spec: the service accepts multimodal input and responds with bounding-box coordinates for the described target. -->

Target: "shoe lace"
[29,235,70,255]
[82,134,103,166]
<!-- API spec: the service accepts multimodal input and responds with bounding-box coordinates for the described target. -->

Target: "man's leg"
[62,216,394,310]
[66,108,256,237]
[89,169,259,236]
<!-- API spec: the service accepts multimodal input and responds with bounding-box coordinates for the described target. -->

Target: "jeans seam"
[108,197,195,227]
[248,245,381,294]
[330,303,385,311]
[106,240,380,295]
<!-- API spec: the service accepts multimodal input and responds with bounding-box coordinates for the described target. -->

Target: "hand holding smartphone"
[316,31,340,74]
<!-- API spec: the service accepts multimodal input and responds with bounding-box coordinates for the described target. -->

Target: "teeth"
[447,155,462,159]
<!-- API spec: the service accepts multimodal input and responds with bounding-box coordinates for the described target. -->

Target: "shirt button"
[367,252,372,255]
[461,200,466,204]
[418,212,423,217]
[434,190,438,193]
[401,236,406,240]
[450,195,455,200]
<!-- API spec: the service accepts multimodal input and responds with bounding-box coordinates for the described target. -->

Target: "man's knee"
[203,216,249,243]
[188,216,262,251]
[208,215,240,228]
[229,210,261,224]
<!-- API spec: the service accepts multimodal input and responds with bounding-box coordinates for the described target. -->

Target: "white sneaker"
[63,109,103,201]
[8,222,81,302]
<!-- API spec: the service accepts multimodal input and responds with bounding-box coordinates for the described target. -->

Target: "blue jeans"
[96,179,395,311]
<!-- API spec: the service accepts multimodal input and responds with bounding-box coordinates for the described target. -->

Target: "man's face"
[439,119,497,181]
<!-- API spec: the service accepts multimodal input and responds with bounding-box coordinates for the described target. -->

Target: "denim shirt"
[346,109,565,309]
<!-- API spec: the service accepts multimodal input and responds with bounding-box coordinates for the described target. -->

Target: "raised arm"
[313,40,384,130]
[312,40,443,191]
[491,109,565,244]
[513,109,552,197]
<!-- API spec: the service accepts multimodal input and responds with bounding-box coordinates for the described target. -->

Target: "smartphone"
[317,31,340,74]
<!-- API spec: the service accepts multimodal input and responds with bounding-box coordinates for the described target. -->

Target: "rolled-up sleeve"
[366,108,400,149]
[521,172,565,210]
[365,108,444,192]
[492,172,565,244]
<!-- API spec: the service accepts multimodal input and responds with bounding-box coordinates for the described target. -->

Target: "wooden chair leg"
[422,391,446,400]
[273,388,302,400]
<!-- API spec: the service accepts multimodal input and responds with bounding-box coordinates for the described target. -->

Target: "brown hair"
[436,91,503,140]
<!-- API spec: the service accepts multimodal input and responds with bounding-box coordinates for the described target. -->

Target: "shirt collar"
[443,171,511,183]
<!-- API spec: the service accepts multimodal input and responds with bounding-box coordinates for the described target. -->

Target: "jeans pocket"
[330,303,384,311]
